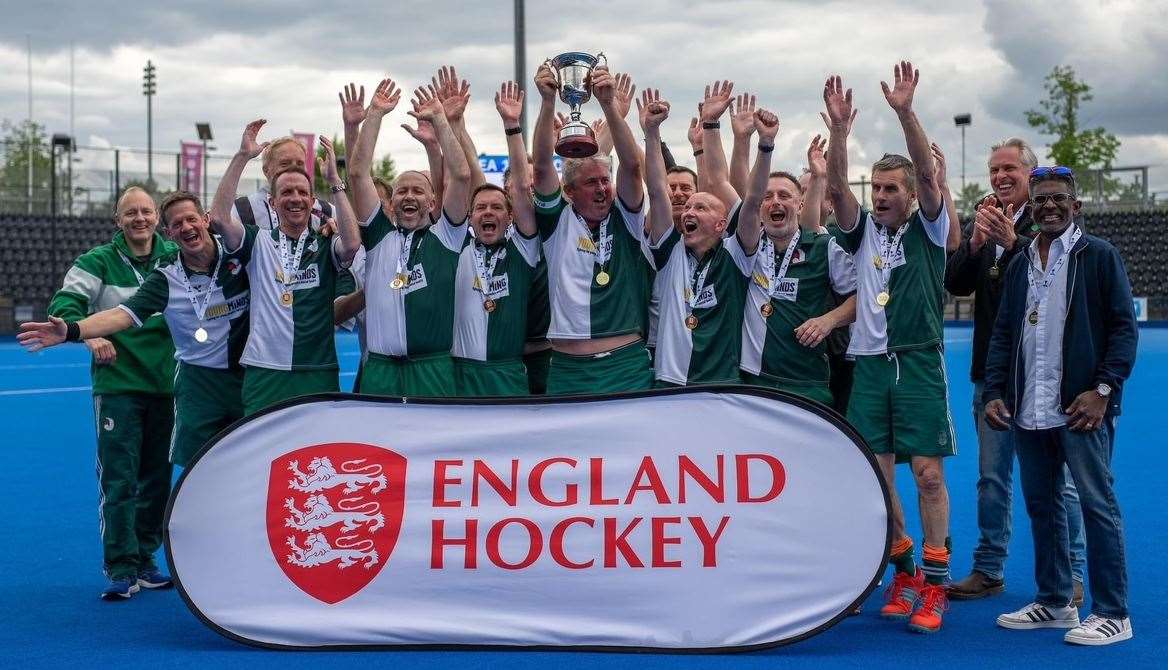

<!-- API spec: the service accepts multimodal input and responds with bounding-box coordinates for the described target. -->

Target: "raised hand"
[636,88,670,132]
[553,112,570,135]
[402,118,437,146]
[612,72,636,119]
[339,83,366,126]
[881,60,919,114]
[318,135,340,185]
[730,93,757,139]
[590,118,607,137]
[535,62,559,102]
[931,141,948,184]
[16,316,67,352]
[368,77,401,117]
[591,66,615,106]
[433,65,470,123]
[495,80,524,126]
[753,108,780,143]
[687,115,703,152]
[238,119,269,159]
[700,80,735,122]
[821,75,855,133]
[807,134,827,177]
[410,86,445,124]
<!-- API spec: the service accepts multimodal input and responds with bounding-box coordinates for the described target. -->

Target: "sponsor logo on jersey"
[484,274,510,299]
[267,443,407,604]
[204,291,250,320]
[402,265,429,295]
[693,284,718,309]
[771,277,800,302]
[288,266,321,291]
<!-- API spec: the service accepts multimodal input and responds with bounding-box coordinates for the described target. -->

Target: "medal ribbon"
[1025,226,1081,317]
[395,229,417,280]
[278,228,308,288]
[175,238,224,322]
[877,221,910,296]
[760,230,801,295]
[472,242,507,299]
[116,249,161,286]
[576,209,612,270]
[685,251,714,315]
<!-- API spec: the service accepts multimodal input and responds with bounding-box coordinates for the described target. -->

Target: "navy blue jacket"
[983,230,1137,418]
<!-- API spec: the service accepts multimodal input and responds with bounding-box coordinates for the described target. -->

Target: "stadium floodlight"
[196,123,213,141]
[195,123,214,202]
[954,113,972,190]
[144,61,157,182]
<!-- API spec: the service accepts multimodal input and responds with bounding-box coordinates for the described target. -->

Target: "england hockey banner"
[166,387,890,652]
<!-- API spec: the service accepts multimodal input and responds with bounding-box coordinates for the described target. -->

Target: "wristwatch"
[1095,383,1112,398]
[329,183,347,194]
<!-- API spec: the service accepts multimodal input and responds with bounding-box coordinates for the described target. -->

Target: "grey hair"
[562,156,613,188]
[871,153,916,194]
[989,137,1038,169]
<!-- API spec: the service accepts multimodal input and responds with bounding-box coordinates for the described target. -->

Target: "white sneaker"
[1064,614,1133,646]
[997,602,1080,630]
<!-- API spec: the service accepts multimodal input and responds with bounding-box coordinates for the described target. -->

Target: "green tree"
[1025,65,1121,200]
[0,119,55,214]
[955,182,987,218]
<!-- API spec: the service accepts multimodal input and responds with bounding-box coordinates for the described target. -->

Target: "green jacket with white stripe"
[48,230,180,396]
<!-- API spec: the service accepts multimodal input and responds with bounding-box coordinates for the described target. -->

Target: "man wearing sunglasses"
[946,140,1086,605]
[984,166,1137,645]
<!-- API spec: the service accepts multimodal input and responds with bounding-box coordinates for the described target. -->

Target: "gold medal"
[595,270,611,287]
[1028,310,1039,325]
[685,314,699,330]
[280,291,294,307]
[483,299,496,313]
[760,302,774,318]
[876,291,890,307]
[873,256,884,269]
[193,327,209,343]
[390,274,406,290]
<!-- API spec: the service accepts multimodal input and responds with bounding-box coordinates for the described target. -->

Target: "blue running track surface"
[1,326,1163,669]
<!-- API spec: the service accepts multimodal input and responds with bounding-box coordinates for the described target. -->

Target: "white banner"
[167,387,889,651]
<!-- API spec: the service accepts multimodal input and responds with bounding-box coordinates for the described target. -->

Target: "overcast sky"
[1,0,1165,195]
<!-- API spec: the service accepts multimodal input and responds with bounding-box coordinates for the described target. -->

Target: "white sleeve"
[432,211,470,252]
[722,234,757,277]
[827,237,857,294]
[615,196,647,240]
[920,203,950,248]
[361,205,381,227]
[511,230,541,268]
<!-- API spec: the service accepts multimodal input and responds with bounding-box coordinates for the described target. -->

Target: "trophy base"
[556,134,599,159]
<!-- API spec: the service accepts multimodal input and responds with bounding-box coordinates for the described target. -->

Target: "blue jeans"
[971,383,1085,581]
[1015,422,1128,618]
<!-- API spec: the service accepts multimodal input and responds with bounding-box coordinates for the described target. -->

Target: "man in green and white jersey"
[531,62,654,395]
[641,84,778,386]
[211,122,361,415]
[740,138,858,405]
[505,158,554,395]
[347,79,473,397]
[822,63,962,633]
[446,82,542,396]
[36,187,178,600]
[230,135,335,233]
[21,192,250,468]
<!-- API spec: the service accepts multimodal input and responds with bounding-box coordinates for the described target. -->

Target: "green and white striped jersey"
[120,236,250,370]
[740,231,856,382]
[232,224,345,371]
[452,231,541,361]
[647,203,754,385]
[834,207,949,355]
[533,190,651,340]
[49,230,179,396]
[359,208,468,357]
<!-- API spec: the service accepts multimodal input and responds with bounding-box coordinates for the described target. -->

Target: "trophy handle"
[595,52,608,68]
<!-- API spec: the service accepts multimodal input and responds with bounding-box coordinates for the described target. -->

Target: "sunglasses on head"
[1030,166,1075,179]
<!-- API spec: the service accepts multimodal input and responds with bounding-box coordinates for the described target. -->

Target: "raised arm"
[212,119,269,250]
[591,66,644,209]
[434,66,486,189]
[350,78,401,219]
[17,309,135,352]
[881,61,942,219]
[338,82,366,183]
[801,135,828,233]
[931,141,962,252]
[412,88,470,222]
[735,108,780,255]
[822,75,860,232]
[638,88,673,245]
[728,93,757,198]
[496,81,536,238]
[699,81,742,211]
[318,136,359,264]
[687,112,707,191]
[532,63,561,196]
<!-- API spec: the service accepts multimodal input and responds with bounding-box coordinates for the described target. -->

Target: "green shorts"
[454,357,529,397]
[361,351,457,398]
[171,363,244,467]
[847,346,957,462]
[523,346,552,395]
[546,340,654,396]
[242,367,339,416]
[740,371,834,407]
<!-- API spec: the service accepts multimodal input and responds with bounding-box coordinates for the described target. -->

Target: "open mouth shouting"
[682,215,699,235]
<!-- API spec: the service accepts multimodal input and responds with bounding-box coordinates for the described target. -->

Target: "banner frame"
[165,384,893,654]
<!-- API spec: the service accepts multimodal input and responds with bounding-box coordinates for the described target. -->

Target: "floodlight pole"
[144,60,157,183]
[954,113,972,192]
[514,0,527,138]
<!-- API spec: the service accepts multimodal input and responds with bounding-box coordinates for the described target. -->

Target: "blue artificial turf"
[2,326,1163,669]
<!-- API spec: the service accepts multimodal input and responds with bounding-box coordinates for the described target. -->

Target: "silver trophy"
[548,51,607,158]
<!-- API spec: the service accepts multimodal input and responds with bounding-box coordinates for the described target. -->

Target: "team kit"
[16,58,1133,646]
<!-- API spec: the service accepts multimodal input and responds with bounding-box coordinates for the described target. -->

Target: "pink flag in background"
[180,141,204,194]
[292,132,316,183]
